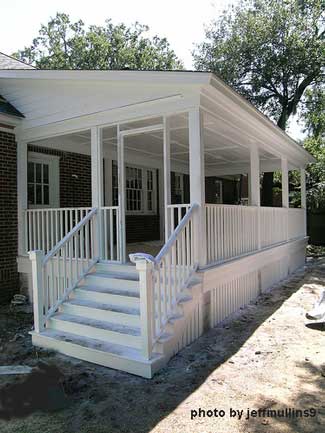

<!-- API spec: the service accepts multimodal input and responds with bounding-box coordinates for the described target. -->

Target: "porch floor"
[126,240,164,259]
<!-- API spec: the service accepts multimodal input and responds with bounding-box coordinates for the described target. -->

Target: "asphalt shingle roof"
[0,52,34,69]
[0,95,24,118]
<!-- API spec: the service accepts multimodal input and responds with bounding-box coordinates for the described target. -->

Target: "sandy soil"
[0,258,324,433]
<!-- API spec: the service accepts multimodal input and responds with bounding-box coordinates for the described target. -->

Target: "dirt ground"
[0,256,324,433]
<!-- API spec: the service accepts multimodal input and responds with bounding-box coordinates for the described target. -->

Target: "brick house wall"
[0,129,18,303]
[28,145,91,207]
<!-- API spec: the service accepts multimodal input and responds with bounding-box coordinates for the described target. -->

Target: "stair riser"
[96,263,138,276]
[83,275,139,291]
[32,333,158,378]
[60,303,140,327]
[72,289,140,309]
[48,318,142,349]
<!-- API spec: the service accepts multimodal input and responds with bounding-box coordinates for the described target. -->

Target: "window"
[126,166,142,211]
[28,161,49,206]
[112,161,156,214]
[147,170,154,211]
[215,180,223,204]
[27,153,59,208]
[174,173,184,204]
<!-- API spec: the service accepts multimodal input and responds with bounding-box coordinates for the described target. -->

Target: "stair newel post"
[29,250,45,333]
[136,259,154,360]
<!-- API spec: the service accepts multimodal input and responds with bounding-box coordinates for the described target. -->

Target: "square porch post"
[91,126,104,259]
[281,157,289,242]
[300,168,307,236]
[117,125,126,263]
[163,116,171,242]
[281,157,289,208]
[17,141,28,256]
[249,143,261,249]
[189,108,207,267]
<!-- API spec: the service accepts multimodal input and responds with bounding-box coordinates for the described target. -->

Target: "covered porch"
[18,108,308,269]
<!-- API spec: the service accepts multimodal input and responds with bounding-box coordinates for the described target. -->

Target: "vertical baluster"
[85,219,90,267]
[75,232,79,278]
[178,207,181,228]
[103,209,107,260]
[41,211,45,252]
[162,257,167,320]
[24,211,28,254]
[63,242,67,293]
[157,267,162,332]
[80,216,84,273]
[181,228,186,284]
[110,209,114,261]
[69,238,73,287]
[28,212,32,252]
[172,244,177,304]
[32,212,36,251]
[60,209,63,242]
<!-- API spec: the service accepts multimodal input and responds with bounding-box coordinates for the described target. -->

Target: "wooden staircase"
[31,261,202,378]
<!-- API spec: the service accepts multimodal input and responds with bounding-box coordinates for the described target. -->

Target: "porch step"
[32,260,200,378]
[31,329,165,378]
[72,285,140,309]
[84,273,140,290]
[60,298,140,327]
[48,313,142,349]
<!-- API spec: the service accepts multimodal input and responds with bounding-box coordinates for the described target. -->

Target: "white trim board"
[201,237,308,291]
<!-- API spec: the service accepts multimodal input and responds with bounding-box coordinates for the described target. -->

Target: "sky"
[1,0,304,139]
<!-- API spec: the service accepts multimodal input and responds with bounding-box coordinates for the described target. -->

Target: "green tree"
[193,0,325,205]
[302,86,325,209]
[14,12,183,70]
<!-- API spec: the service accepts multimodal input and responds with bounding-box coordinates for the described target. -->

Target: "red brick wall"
[0,129,18,303]
[28,145,91,207]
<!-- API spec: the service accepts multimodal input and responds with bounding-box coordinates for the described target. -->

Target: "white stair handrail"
[130,202,199,360]
[30,207,99,333]
[43,207,98,265]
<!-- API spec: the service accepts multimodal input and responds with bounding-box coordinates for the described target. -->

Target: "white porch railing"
[166,204,190,238]
[29,208,98,332]
[24,207,92,254]
[100,206,121,262]
[24,206,121,260]
[205,204,306,265]
[131,203,198,359]
[288,208,306,240]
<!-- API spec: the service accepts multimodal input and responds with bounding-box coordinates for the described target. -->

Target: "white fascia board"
[206,76,315,166]
[0,69,212,85]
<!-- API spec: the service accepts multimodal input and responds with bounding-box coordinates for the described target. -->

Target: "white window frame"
[27,152,60,209]
[215,180,223,204]
[174,172,185,204]
[112,160,157,215]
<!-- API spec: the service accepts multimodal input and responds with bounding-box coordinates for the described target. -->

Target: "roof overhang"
[0,69,315,165]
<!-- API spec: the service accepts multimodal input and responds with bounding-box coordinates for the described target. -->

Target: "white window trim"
[28,152,60,209]
[112,160,157,215]
[174,172,185,204]
[215,179,223,204]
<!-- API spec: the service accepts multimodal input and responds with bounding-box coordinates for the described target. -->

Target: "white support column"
[281,157,289,241]
[249,143,260,207]
[117,126,126,262]
[163,116,171,241]
[301,168,307,236]
[91,126,104,258]
[281,157,289,208]
[135,259,154,360]
[249,143,261,249]
[17,141,28,255]
[29,250,45,333]
[189,108,206,267]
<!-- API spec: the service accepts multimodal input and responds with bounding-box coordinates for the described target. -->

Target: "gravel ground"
[0,258,324,433]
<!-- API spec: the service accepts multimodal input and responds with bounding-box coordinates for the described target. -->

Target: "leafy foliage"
[193,0,324,206]
[302,86,325,209]
[193,0,325,130]
[14,13,183,70]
